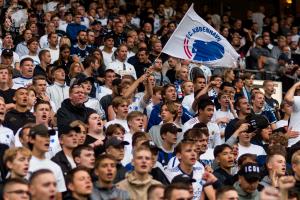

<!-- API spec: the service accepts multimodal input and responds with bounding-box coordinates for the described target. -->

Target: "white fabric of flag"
[161,4,240,68]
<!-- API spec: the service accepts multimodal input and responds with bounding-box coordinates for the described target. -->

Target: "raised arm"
[284,81,300,104]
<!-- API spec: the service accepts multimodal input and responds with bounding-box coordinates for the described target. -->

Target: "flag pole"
[151,3,195,65]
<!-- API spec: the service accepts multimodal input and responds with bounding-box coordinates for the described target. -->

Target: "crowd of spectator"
[0,0,300,200]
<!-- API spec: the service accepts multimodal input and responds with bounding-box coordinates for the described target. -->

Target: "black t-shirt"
[0,88,15,104]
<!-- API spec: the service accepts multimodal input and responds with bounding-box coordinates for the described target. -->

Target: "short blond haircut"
[3,147,31,166]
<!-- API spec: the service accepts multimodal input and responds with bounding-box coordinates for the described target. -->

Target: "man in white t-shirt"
[164,140,215,200]
[182,98,221,149]
[226,121,266,158]
[285,81,300,146]
[28,124,67,193]
[12,58,34,89]
[100,35,116,67]
[45,33,59,64]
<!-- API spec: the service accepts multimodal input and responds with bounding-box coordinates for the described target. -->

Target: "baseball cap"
[104,34,114,41]
[91,20,101,26]
[160,123,182,135]
[1,49,13,58]
[30,124,56,137]
[238,163,261,182]
[105,137,129,148]
[172,174,196,184]
[58,124,81,137]
[75,73,95,85]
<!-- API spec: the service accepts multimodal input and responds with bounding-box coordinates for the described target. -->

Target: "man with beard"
[71,30,93,62]
[57,81,95,134]
[28,124,66,196]
[91,154,129,200]
[213,144,235,185]
[12,58,34,89]
[4,87,35,134]
[0,97,14,147]
[51,124,81,179]
[66,167,93,200]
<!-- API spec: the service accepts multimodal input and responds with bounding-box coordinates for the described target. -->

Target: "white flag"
[161,4,239,68]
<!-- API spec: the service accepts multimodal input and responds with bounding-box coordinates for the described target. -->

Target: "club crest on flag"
[162,4,239,68]
[183,27,225,62]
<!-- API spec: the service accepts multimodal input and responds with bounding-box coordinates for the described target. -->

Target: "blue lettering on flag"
[192,39,225,62]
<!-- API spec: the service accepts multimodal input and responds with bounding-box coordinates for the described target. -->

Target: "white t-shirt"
[182,117,222,148]
[29,156,66,192]
[238,143,266,158]
[100,46,116,67]
[97,86,112,101]
[122,132,133,166]
[14,128,61,159]
[288,96,300,146]
[12,77,32,89]
[0,125,14,147]
[165,165,205,200]
[45,48,60,64]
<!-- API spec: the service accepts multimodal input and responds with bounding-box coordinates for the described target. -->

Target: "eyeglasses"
[6,190,30,196]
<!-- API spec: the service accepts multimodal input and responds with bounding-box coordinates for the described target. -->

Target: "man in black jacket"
[4,87,35,133]
[57,81,95,132]
[52,124,81,179]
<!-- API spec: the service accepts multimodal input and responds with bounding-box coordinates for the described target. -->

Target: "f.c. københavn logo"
[184,26,225,62]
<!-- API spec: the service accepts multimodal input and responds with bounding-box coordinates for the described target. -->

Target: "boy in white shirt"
[28,124,67,194]
[105,96,130,132]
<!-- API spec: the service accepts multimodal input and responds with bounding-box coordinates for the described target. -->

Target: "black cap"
[75,73,94,85]
[1,49,13,57]
[160,123,182,135]
[104,34,114,41]
[172,174,196,184]
[91,20,101,26]
[30,124,56,137]
[238,163,261,182]
[278,53,289,62]
[105,137,129,148]
[58,124,81,137]
[245,114,269,133]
